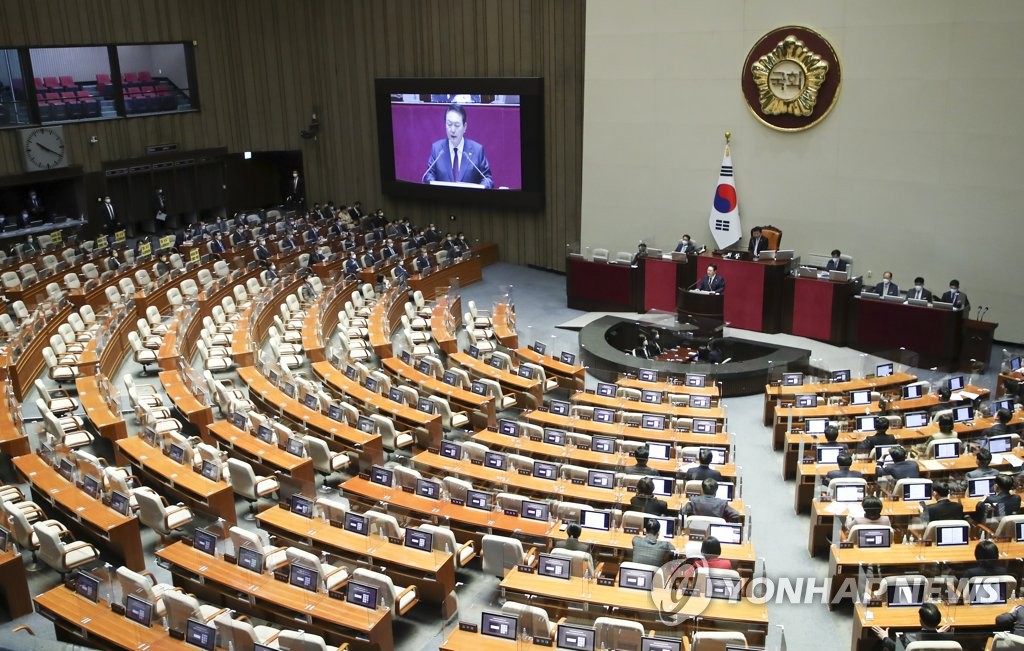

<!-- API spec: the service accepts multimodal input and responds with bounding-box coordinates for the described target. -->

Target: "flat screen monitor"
[901,384,923,400]
[876,363,894,378]
[534,461,558,480]
[856,528,891,548]
[387,386,404,403]
[557,624,596,651]
[231,411,247,429]
[816,446,843,464]
[543,428,566,446]
[795,394,817,408]
[370,465,394,487]
[267,369,280,385]
[986,435,1013,454]
[75,570,100,602]
[834,484,865,503]
[641,414,665,430]
[948,375,965,391]
[652,516,676,540]
[289,562,319,592]
[1016,521,1024,543]
[537,553,571,580]
[200,460,221,481]
[875,445,895,464]
[81,474,101,499]
[532,341,546,355]
[193,528,217,556]
[968,477,996,498]
[302,393,318,410]
[346,580,378,609]
[708,522,743,545]
[593,407,615,424]
[109,490,130,516]
[715,482,735,500]
[969,581,1008,605]
[902,482,932,501]
[416,360,432,375]
[690,395,712,409]
[685,374,706,388]
[650,476,673,497]
[596,382,618,397]
[0,527,7,553]
[415,478,441,500]
[903,411,928,428]
[887,581,925,606]
[855,415,876,432]
[647,442,670,460]
[185,619,217,651]
[953,406,974,423]
[586,469,614,490]
[480,611,519,641]
[327,403,344,422]
[592,436,616,454]
[560,351,576,365]
[285,437,305,457]
[466,489,492,511]
[364,377,379,393]
[850,390,871,406]
[1012,356,1023,371]
[442,370,459,386]
[618,565,656,591]
[932,440,960,459]
[404,528,433,552]
[498,418,519,436]
[290,494,315,519]
[236,545,264,573]
[470,380,487,396]
[344,512,368,535]
[782,372,803,386]
[518,365,533,379]
[344,365,357,380]
[549,400,570,416]
[440,440,462,459]
[57,458,75,481]
[706,575,742,600]
[935,525,968,546]
[125,594,154,627]
[641,390,663,404]
[255,424,275,444]
[521,500,549,522]
[281,382,297,399]
[642,637,683,651]
[400,350,412,364]
[484,451,507,470]
[831,369,851,383]
[638,369,657,383]
[468,345,481,359]
[992,398,1015,414]
[699,447,727,465]
[804,418,828,435]
[580,509,610,531]
[488,356,505,370]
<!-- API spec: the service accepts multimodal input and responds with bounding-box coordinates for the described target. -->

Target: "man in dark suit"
[380,239,398,260]
[414,248,432,272]
[825,249,848,272]
[873,271,899,296]
[747,226,769,257]
[153,188,168,226]
[343,252,361,276]
[906,276,932,301]
[824,452,863,483]
[209,233,226,257]
[231,225,249,248]
[393,261,410,285]
[680,448,723,482]
[26,190,45,221]
[348,201,364,221]
[920,482,963,522]
[630,446,661,477]
[424,224,441,244]
[872,603,953,650]
[859,417,897,451]
[629,476,669,515]
[962,541,1003,579]
[632,335,652,359]
[698,264,726,294]
[286,170,303,208]
[975,474,1021,521]
[101,196,119,234]
[553,524,590,553]
[940,279,970,311]
[876,445,920,482]
[682,478,740,522]
[253,239,272,262]
[279,233,297,252]
[422,104,494,188]
[675,234,697,254]
[362,249,377,268]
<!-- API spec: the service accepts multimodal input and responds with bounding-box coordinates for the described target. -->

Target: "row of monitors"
[816,434,1014,468]
[227,416,308,457]
[781,367,971,392]
[528,340,576,365]
[546,402,717,433]
[464,345,574,372]
[581,386,714,408]
[488,425,727,462]
[886,580,1011,607]
[801,398,1012,436]
[830,474,1007,506]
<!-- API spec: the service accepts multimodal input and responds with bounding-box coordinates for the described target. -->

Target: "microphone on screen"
[422,149,447,180]
[463,151,490,185]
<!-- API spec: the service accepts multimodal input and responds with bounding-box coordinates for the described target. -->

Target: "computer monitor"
[193,528,217,556]
[290,494,314,518]
[370,465,394,487]
[560,351,576,365]
[650,477,674,497]
[439,440,462,460]
[969,581,1008,605]
[638,369,657,382]
[591,436,616,454]
[647,442,670,460]
[948,375,965,391]
[255,424,275,444]
[442,370,459,386]
[902,482,932,501]
[690,395,712,409]
[992,398,1015,414]
[580,510,610,531]
[1016,521,1024,543]
[404,528,433,552]
[466,489,492,511]
[302,393,318,410]
[57,458,75,481]
[652,516,676,540]
[887,582,925,606]
[81,474,101,499]
[782,372,803,386]
[641,414,666,430]
[618,565,656,591]
[935,525,968,546]
[699,447,727,465]
[856,528,891,548]
[327,403,345,421]
[831,369,851,383]
[364,376,379,393]
[471,381,488,396]
[543,428,566,446]
[586,469,614,490]
[415,478,441,500]
[557,624,596,651]
[185,619,217,651]
[0,527,8,553]
[199,460,221,481]
[521,500,549,522]
[685,373,706,387]
[387,386,404,403]
[903,411,928,429]
[549,400,570,416]
[282,382,298,399]
[344,512,368,535]
[498,418,519,436]
[986,435,1013,454]
[593,408,615,424]
[708,522,743,545]
[534,461,558,480]
[805,418,828,435]
[109,490,130,516]
[932,440,960,459]
[795,394,817,408]
[125,594,154,627]
[596,382,617,397]
[706,575,742,600]
[968,477,996,498]
[953,406,974,423]
[641,637,683,651]
[75,570,100,602]
[356,416,374,433]
[468,345,481,359]
[641,389,663,404]
[816,446,843,464]
[856,415,876,432]
[399,350,412,364]
[875,445,895,464]
[902,384,922,400]
[834,484,865,503]
[289,562,319,592]
[346,581,378,609]
[850,390,871,406]
[285,437,305,457]
[480,611,519,641]
[538,553,572,580]
[484,451,507,471]
[1012,356,1023,372]
[715,482,735,500]
[231,411,247,429]
[236,545,264,573]
[416,360,432,375]
[267,369,280,385]
[876,363,894,378]
[532,341,547,355]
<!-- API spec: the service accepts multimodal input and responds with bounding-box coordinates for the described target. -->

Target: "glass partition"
[116,43,195,115]
[29,46,111,123]
[0,49,30,127]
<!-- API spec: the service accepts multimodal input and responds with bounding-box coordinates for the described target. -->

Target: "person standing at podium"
[422,104,494,188]
[908,277,932,302]
[873,271,899,296]
[747,226,769,257]
[825,249,847,272]
[940,279,970,311]
[698,264,725,294]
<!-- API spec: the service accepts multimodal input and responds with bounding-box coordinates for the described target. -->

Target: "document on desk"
[824,502,850,516]
[994,453,1024,469]
[919,459,946,472]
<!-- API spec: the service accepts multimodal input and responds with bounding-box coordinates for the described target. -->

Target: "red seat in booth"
[138,71,153,82]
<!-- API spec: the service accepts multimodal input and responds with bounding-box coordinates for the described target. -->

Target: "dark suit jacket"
[858,432,896,451]
[629,495,669,516]
[698,274,725,294]
[922,498,963,522]
[873,281,899,296]
[876,459,920,481]
[825,258,848,272]
[907,286,932,301]
[682,465,723,482]
[940,289,970,311]
[415,255,431,271]
[210,239,226,254]
[554,538,590,553]
[747,235,769,255]
[824,468,863,483]
[422,138,494,188]
[394,265,410,283]
[344,259,361,274]
[674,241,696,254]
[977,493,1022,520]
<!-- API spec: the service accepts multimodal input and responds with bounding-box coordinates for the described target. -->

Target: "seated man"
[981,408,1013,442]
[962,539,1003,580]
[825,452,862,483]
[858,417,896,451]
[554,523,590,554]
[872,271,899,296]
[629,476,668,516]
[825,249,847,272]
[920,482,963,523]
[674,234,697,254]
[747,226,769,257]
[845,495,890,531]
[820,425,847,452]
[629,445,661,478]
[414,248,432,272]
[683,478,739,522]
[872,602,953,649]
[974,474,1021,521]
[966,448,998,479]
[630,242,648,266]
[907,276,932,302]
[631,518,675,567]
[680,448,723,482]
[683,536,733,576]
[940,279,970,311]
[876,445,920,482]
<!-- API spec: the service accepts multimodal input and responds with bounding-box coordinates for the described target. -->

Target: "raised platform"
[578,316,811,397]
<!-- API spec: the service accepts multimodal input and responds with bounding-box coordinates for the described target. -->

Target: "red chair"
[60,91,76,101]
[96,73,111,86]
[138,71,153,82]
[45,92,61,103]
[76,90,92,100]
[59,75,75,89]
[44,76,60,89]
[123,72,138,84]
[96,73,114,99]
[140,85,154,95]
[34,77,44,90]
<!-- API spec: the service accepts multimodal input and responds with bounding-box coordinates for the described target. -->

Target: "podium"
[960,319,998,372]
[677,289,724,336]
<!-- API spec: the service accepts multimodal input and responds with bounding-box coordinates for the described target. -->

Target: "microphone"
[422,148,446,181]
[462,151,490,186]
[981,306,989,321]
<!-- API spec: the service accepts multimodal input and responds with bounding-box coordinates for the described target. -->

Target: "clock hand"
[36,142,61,156]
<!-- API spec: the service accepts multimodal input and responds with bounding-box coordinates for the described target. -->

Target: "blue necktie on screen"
[453,148,460,182]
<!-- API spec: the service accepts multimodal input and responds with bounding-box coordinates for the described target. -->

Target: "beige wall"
[582,0,1024,340]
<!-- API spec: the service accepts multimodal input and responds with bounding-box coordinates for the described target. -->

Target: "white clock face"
[23,127,67,170]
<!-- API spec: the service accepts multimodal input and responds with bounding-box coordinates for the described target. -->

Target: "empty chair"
[81,263,99,280]
[197,268,215,289]
[370,414,414,454]
[228,526,288,571]
[903,642,962,651]
[442,477,472,503]
[123,374,165,410]
[481,534,538,578]
[5,501,68,571]
[66,313,93,341]
[461,441,489,462]
[118,277,137,297]
[284,546,349,592]
[19,264,39,285]
[137,319,163,348]
[922,519,970,543]
[365,510,405,540]
[11,301,30,322]
[522,362,559,392]
[304,437,350,490]
[33,378,78,415]
[135,269,154,291]
[691,632,749,651]
[404,302,428,330]
[197,339,232,372]
[477,378,517,409]
[315,496,350,523]
[427,395,470,429]
[351,567,419,616]
[45,282,64,303]
[501,602,557,640]
[592,248,609,262]
[105,285,124,307]
[116,566,174,617]
[214,613,282,651]
[134,489,194,539]
[128,331,158,374]
[214,260,231,278]
[146,306,168,335]
[43,410,93,449]
[420,523,476,567]
[34,523,99,579]
[593,617,645,651]
[227,458,279,520]
[1,272,20,290]
[994,514,1024,540]
[166,286,185,308]
[163,590,225,635]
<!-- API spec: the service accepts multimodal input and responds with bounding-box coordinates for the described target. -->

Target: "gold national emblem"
[750,35,829,117]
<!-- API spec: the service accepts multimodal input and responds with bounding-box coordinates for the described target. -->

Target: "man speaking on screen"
[422,103,494,188]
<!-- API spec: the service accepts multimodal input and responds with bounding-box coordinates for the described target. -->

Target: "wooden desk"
[14,453,145,570]
[115,435,238,525]
[429,294,460,354]
[617,377,721,400]
[0,548,33,618]
[439,630,519,651]
[312,360,442,450]
[300,280,356,365]
[76,375,129,441]
[237,366,384,469]
[0,355,30,456]
[410,255,483,298]
[566,256,643,312]
[156,542,393,651]
[500,567,768,643]
[256,505,456,604]
[697,254,788,333]
[381,356,496,429]
[524,410,732,447]
[853,601,1006,651]
[514,347,585,392]
[491,302,517,349]
[763,372,917,426]
[366,288,405,359]
[8,304,72,400]
[35,585,194,651]
[207,420,316,486]
[449,352,542,409]
[782,275,857,345]
[160,369,215,437]
[850,297,964,371]
[574,392,727,422]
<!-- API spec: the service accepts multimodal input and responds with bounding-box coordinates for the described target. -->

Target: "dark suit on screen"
[698,274,725,294]
[422,138,494,189]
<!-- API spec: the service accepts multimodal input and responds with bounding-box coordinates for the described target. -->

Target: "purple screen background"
[391,102,522,190]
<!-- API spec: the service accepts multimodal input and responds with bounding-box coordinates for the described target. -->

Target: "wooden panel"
[0,0,584,270]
